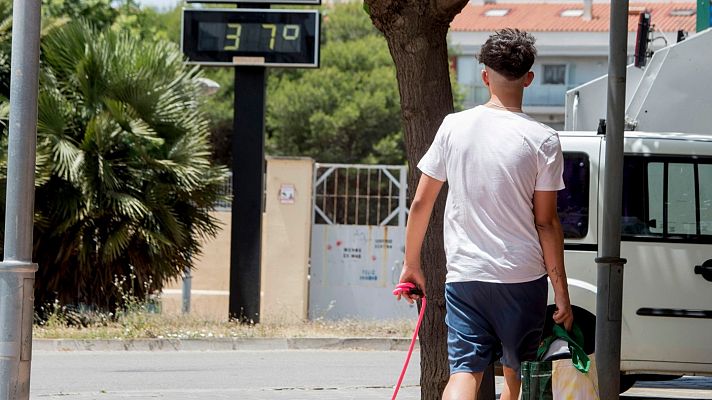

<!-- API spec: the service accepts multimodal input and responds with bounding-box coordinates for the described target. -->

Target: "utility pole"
[0,1,41,399]
[595,0,629,399]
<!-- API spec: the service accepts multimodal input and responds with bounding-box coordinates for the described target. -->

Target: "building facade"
[449,1,696,129]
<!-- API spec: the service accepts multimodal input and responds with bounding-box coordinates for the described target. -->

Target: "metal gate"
[309,164,418,319]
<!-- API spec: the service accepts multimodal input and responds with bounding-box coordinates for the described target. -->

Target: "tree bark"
[364,1,468,398]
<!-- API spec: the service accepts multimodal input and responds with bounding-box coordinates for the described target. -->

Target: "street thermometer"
[182,5,321,322]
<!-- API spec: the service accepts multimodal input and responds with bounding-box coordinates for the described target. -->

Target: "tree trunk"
[392,32,452,399]
[365,1,468,398]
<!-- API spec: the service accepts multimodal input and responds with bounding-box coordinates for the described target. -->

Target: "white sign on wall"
[309,224,417,319]
[279,183,296,204]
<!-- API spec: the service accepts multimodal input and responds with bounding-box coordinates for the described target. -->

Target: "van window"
[700,164,712,235]
[559,152,589,239]
[646,162,664,235]
[667,163,697,235]
[623,156,712,243]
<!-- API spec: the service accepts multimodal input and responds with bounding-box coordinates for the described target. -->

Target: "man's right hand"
[397,263,426,304]
[553,295,574,332]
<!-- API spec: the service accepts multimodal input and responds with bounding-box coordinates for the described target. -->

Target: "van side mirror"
[647,219,657,228]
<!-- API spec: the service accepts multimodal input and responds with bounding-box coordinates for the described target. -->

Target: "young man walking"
[397,29,574,399]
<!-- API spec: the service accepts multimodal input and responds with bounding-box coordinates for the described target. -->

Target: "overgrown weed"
[34,275,416,340]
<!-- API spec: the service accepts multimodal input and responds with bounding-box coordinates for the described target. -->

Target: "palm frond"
[105,192,149,219]
[0,15,11,36]
[41,16,69,37]
[41,21,96,82]
[0,100,8,124]
[100,223,132,263]
[51,138,81,182]
[37,90,70,137]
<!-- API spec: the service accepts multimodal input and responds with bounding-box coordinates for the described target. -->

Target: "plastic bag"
[521,324,599,400]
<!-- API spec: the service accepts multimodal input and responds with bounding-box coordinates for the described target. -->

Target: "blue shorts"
[445,276,548,377]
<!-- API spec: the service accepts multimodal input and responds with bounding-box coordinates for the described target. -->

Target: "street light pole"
[595,0,629,399]
[0,1,41,399]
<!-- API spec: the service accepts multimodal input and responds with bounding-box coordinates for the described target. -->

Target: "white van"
[554,131,712,389]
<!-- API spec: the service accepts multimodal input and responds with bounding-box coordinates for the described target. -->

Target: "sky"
[137,0,181,10]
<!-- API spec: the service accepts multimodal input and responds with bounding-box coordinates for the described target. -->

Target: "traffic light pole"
[0,1,41,399]
[595,0,629,398]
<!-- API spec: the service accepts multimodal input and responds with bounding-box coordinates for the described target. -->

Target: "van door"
[557,135,601,317]
[617,137,712,373]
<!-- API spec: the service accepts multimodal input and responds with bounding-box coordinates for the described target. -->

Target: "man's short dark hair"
[477,28,537,80]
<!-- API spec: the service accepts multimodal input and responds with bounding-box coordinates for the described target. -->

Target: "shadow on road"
[633,376,712,390]
[621,376,712,400]
[621,397,704,400]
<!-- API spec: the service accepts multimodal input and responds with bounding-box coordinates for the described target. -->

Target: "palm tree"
[0,0,12,98]
[8,21,229,310]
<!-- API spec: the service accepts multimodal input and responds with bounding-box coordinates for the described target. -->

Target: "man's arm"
[533,190,573,331]
[398,173,444,303]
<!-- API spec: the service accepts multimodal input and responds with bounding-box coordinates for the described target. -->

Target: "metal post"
[595,0,630,399]
[181,267,192,314]
[228,66,266,322]
[0,1,41,399]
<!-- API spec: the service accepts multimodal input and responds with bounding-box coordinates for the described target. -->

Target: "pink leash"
[391,283,427,400]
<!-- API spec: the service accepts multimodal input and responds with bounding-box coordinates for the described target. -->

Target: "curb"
[32,337,416,352]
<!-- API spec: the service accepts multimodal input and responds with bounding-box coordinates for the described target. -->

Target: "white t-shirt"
[417,105,565,284]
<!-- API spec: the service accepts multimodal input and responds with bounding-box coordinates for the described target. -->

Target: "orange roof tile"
[451,2,696,33]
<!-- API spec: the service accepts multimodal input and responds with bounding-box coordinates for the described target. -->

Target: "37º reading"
[199,22,302,53]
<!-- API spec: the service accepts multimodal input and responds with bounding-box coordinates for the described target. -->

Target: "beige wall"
[162,157,313,322]
[162,211,231,320]
[260,157,313,323]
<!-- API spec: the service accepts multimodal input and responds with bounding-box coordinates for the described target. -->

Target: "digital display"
[198,22,302,53]
[186,0,321,4]
[182,9,320,67]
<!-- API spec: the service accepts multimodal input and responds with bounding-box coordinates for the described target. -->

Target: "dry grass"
[33,312,417,340]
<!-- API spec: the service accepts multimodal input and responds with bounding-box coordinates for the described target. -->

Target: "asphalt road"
[30,350,712,399]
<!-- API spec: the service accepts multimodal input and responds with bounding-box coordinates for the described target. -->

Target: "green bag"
[537,324,591,373]
[521,323,597,400]
[521,360,554,400]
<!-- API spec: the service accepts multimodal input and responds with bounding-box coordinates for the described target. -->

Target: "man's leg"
[495,277,548,400]
[500,366,521,400]
[444,282,498,400]
[442,371,484,400]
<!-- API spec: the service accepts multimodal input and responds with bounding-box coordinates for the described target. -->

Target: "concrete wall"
[161,157,314,323]
[259,157,313,323]
[162,211,231,320]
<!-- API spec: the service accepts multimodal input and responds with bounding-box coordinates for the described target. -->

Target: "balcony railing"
[523,84,578,107]
[461,84,578,108]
